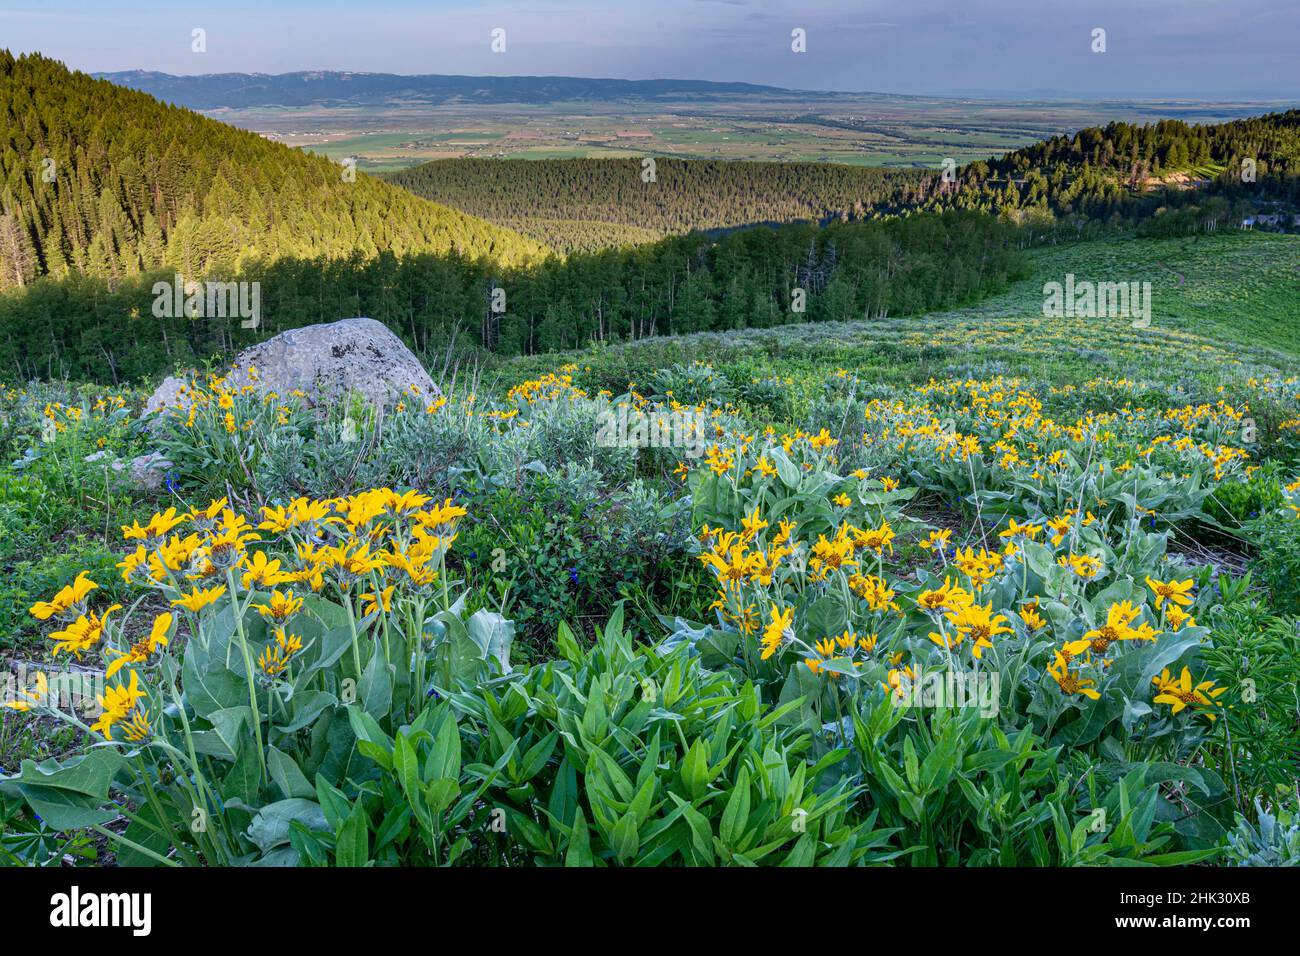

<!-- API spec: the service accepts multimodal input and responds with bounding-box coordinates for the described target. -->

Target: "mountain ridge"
[94,69,845,110]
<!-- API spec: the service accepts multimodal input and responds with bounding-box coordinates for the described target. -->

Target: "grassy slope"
[3,228,1294,781]
[1025,232,1300,358]
[487,230,1299,415]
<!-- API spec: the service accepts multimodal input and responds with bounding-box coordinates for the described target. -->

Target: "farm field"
[207,95,1285,172]
[3,230,1298,867]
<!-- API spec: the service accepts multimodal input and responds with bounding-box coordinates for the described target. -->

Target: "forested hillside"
[0,211,1025,382]
[383,114,1300,251]
[0,52,548,292]
[921,111,1300,229]
[384,158,923,251]
[5,53,1293,385]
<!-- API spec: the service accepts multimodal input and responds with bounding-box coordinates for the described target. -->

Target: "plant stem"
[226,566,267,786]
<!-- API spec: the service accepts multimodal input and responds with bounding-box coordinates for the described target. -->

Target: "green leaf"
[1143,848,1222,866]
[681,738,711,801]
[268,747,314,800]
[426,713,462,783]
[424,778,460,815]
[674,797,715,865]
[555,622,583,665]
[565,806,594,867]
[359,648,394,721]
[247,798,328,854]
[466,609,515,674]
[346,705,393,771]
[224,737,263,804]
[518,730,558,783]
[274,691,337,734]
[720,768,752,847]
[204,706,251,760]
[16,785,118,831]
[609,811,640,862]
[315,774,351,832]
[9,749,125,799]
[183,644,247,719]
[335,802,370,867]
[771,447,803,490]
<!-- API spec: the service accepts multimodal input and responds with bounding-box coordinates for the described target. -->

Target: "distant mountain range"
[93,70,835,110]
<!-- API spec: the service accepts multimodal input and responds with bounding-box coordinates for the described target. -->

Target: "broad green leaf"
[335,802,370,867]
[247,798,328,854]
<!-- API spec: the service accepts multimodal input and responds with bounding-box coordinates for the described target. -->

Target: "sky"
[2,0,1297,99]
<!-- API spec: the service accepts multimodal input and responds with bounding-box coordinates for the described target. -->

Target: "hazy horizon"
[4,0,1298,100]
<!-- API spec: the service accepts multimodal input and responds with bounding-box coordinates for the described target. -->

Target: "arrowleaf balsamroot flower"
[1047,650,1101,700]
[810,528,857,576]
[50,604,122,658]
[851,520,895,555]
[1152,667,1227,720]
[3,671,49,712]
[105,612,172,678]
[1145,576,1194,610]
[241,550,290,589]
[258,497,335,534]
[416,498,469,530]
[90,669,147,740]
[917,577,973,613]
[699,536,757,590]
[172,584,228,613]
[361,585,396,617]
[258,628,304,678]
[1059,553,1103,580]
[883,664,917,701]
[918,528,951,551]
[1081,601,1157,655]
[848,573,897,612]
[740,507,769,538]
[760,604,793,660]
[122,507,187,543]
[187,497,230,529]
[806,429,838,451]
[206,511,261,566]
[252,589,303,623]
[953,546,1001,584]
[1019,603,1047,632]
[29,571,98,621]
[1046,516,1072,546]
[117,546,149,583]
[998,518,1042,540]
[942,602,1013,659]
